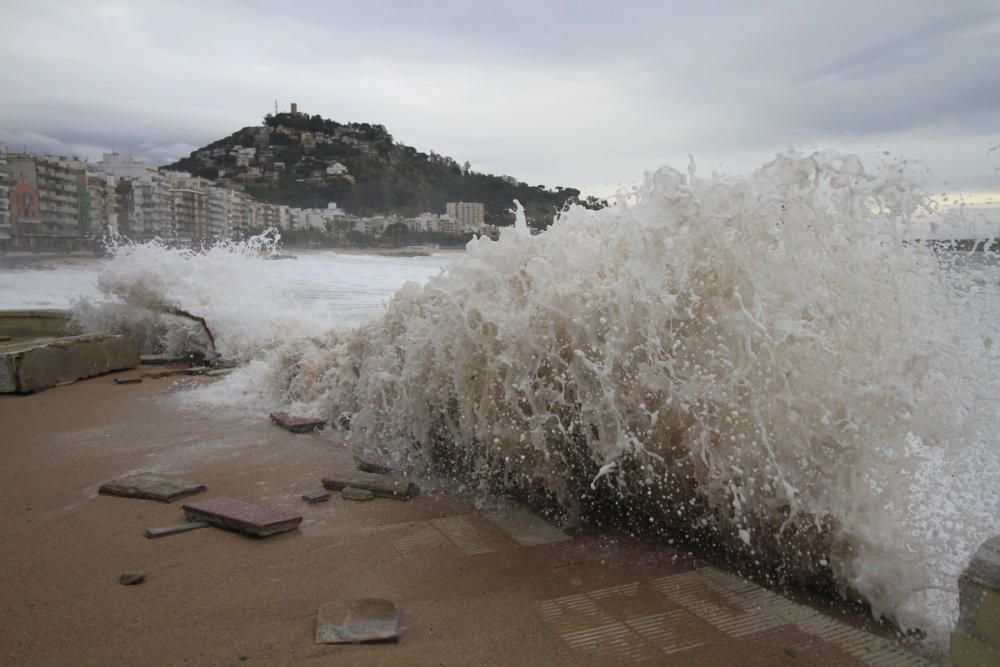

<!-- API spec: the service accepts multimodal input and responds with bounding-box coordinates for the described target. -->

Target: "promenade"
[0,371,936,665]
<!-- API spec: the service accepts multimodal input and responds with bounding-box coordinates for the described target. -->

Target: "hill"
[163,110,604,227]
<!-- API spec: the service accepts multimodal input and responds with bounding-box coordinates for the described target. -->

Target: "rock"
[144,521,209,539]
[269,412,326,434]
[182,497,302,537]
[315,599,400,644]
[341,487,374,502]
[119,571,145,585]
[114,377,142,385]
[302,490,331,504]
[99,473,206,503]
[322,471,419,500]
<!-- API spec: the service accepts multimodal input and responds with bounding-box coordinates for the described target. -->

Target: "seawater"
[5,150,1000,655]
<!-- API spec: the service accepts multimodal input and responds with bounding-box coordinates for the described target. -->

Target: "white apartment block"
[446,201,485,232]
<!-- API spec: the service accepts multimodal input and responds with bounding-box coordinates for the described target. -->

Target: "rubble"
[322,472,418,500]
[269,412,326,434]
[118,571,145,586]
[99,473,206,503]
[353,451,394,475]
[315,599,400,644]
[302,490,331,504]
[341,487,374,502]
[144,521,209,539]
[182,497,302,537]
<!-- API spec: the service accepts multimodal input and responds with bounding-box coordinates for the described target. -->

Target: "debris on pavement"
[99,472,206,503]
[144,521,210,539]
[322,471,419,500]
[341,487,375,502]
[302,490,331,504]
[353,451,393,475]
[315,599,400,644]
[269,412,326,434]
[119,571,145,586]
[182,497,302,537]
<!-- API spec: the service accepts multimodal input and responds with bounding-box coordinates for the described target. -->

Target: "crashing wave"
[77,149,998,649]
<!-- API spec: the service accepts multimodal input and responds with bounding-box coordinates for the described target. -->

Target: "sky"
[0,0,997,217]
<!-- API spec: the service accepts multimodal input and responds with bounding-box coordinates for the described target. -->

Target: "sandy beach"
[0,369,932,666]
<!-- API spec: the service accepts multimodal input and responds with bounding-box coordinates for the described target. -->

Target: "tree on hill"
[164,113,606,226]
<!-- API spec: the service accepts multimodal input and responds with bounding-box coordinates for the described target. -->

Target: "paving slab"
[302,490,331,504]
[144,521,209,539]
[182,497,302,537]
[485,505,571,547]
[269,411,326,433]
[315,599,400,644]
[341,486,375,502]
[99,472,206,503]
[322,471,419,499]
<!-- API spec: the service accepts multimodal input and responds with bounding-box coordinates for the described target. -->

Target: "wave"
[75,149,1000,651]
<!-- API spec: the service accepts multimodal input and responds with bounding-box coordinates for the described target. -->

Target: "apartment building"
[446,201,485,232]
[0,143,10,241]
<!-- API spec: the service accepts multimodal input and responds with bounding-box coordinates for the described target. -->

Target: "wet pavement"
[0,370,939,665]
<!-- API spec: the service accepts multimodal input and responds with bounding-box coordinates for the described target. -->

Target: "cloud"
[0,0,996,200]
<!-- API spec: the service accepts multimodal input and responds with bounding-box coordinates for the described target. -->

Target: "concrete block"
[1,333,140,393]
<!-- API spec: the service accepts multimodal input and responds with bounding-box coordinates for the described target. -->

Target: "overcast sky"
[1,0,997,205]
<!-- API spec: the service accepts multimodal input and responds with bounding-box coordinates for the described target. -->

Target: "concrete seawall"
[0,310,138,393]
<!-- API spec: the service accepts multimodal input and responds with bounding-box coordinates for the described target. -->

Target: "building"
[0,143,10,243]
[446,201,485,233]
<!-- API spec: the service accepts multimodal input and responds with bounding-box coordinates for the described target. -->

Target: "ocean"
[2,150,999,654]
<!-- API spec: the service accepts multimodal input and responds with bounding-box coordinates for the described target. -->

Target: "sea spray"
[76,149,999,651]
[72,230,338,361]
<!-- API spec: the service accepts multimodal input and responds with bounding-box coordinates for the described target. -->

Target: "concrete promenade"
[0,370,938,665]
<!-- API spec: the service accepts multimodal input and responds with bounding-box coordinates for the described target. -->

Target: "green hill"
[163,111,604,227]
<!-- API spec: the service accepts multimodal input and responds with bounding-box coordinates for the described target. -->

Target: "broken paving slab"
[269,412,326,433]
[144,521,209,539]
[322,471,419,500]
[315,599,400,644]
[302,490,331,504]
[1,333,139,393]
[182,497,302,537]
[99,472,206,503]
[341,487,374,502]
[353,450,394,475]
